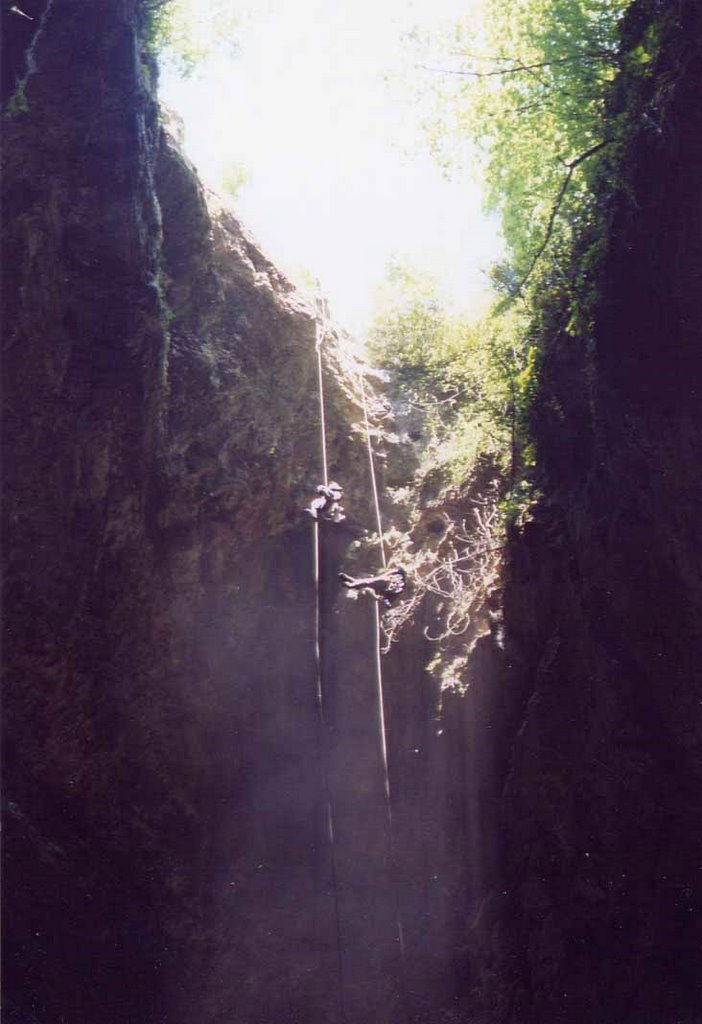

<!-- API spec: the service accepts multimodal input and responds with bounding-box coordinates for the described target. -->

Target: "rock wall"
[459,2,702,1020]
[1,2,469,1022]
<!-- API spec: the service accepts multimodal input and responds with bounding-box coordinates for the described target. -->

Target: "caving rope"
[315,322,330,489]
[358,373,408,993]
[313,308,407,1016]
[360,375,387,570]
[312,316,347,1023]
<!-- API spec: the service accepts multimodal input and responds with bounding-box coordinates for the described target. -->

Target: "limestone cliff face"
[2,3,468,1022]
[459,2,702,1021]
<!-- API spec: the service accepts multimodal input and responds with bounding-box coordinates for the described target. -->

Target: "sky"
[159,0,503,335]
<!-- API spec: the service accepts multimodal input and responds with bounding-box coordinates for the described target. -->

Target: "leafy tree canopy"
[367,0,647,501]
[221,159,251,201]
[367,260,531,483]
[418,0,633,289]
[145,0,240,77]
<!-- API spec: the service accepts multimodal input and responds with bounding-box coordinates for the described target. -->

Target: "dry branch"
[380,488,503,654]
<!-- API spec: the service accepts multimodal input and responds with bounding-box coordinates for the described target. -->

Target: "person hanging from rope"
[305,480,346,523]
[338,566,407,607]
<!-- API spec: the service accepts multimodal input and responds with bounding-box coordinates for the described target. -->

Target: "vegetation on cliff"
[372,3,702,1018]
[143,0,239,76]
[367,0,685,679]
[371,0,640,488]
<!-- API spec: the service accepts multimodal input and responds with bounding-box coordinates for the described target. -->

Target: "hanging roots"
[380,486,503,657]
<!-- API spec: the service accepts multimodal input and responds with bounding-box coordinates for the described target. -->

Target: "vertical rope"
[313,315,346,1022]
[358,369,407,985]
[313,521,347,1022]
[373,600,407,967]
[359,374,386,567]
[316,325,329,488]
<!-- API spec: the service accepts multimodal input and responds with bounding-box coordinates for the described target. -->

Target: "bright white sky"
[159,0,502,335]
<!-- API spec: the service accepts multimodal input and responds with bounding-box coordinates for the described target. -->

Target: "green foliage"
[375,0,677,671]
[5,80,29,117]
[500,477,542,529]
[420,0,632,288]
[221,160,251,202]
[293,266,321,296]
[367,263,449,399]
[144,0,240,77]
[367,261,533,485]
[377,0,642,508]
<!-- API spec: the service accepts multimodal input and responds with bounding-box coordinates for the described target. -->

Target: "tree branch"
[417,52,614,79]
[515,138,612,295]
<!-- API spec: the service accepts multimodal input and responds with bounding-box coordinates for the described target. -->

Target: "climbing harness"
[338,567,406,605]
[306,481,345,523]
[312,314,347,1023]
